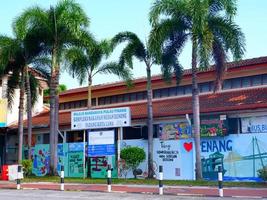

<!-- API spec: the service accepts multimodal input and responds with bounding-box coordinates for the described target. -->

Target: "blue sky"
[1,0,267,89]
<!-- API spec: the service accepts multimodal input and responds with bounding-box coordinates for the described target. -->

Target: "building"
[5,56,267,181]
[0,68,48,165]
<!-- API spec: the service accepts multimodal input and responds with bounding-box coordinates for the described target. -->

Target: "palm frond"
[6,70,20,108]
[27,71,40,107]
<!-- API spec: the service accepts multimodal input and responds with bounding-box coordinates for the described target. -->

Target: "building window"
[169,87,177,96]
[223,80,231,90]
[153,90,161,98]
[184,85,192,94]
[231,78,241,89]
[262,74,267,84]
[252,75,262,86]
[241,77,251,88]
[161,88,169,97]
[200,82,211,93]
[177,86,184,95]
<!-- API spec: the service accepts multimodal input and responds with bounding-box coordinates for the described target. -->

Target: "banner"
[0,98,7,127]
[71,107,131,130]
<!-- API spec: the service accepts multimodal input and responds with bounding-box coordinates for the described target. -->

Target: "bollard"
[60,165,64,191]
[218,166,223,197]
[107,165,112,192]
[158,165,163,195]
[17,165,22,190]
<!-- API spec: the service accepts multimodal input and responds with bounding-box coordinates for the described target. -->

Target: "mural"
[57,143,68,176]
[200,115,227,137]
[159,122,192,140]
[68,142,85,177]
[201,133,267,181]
[32,144,50,176]
[90,155,117,178]
[119,139,195,180]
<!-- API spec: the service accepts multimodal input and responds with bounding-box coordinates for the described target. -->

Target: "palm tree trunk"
[26,67,32,160]
[49,69,56,174]
[192,39,203,180]
[18,67,26,163]
[146,64,154,178]
[87,75,92,109]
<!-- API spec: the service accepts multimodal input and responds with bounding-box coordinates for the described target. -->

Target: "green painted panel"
[68,151,84,177]
[90,155,117,178]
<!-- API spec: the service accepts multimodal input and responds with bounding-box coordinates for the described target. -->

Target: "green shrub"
[258,166,267,181]
[21,159,33,177]
[120,147,146,178]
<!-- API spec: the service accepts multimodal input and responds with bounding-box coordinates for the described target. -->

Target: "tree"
[64,33,132,109]
[120,147,146,178]
[44,84,67,97]
[0,31,42,162]
[111,32,182,178]
[149,0,245,179]
[16,0,90,174]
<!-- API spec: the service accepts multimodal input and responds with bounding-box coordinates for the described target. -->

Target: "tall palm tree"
[111,32,182,178]
[0,31,42,162]
[15,0,90,174]
[149,0,245,179]
[64,34,132,109]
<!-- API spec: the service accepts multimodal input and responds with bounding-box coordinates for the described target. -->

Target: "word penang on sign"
[201,139,232,153]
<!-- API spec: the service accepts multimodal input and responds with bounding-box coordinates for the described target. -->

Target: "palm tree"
[15,0,90,174]
[0,31,42,162]
[64,34,132,109]
[111,32,182,178]
[149,0,245,179]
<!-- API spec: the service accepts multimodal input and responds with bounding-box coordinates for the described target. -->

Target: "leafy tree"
[0,28,43,162]
[16,0,90,174]
[111,32,181,178]
[64,33,132,108]
[120,147,146,178]
[149,0,245,179]
[44,84,67,97]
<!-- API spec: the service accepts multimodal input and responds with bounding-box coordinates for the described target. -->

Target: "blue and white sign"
[88,130,115,156]
[71,107,131,130]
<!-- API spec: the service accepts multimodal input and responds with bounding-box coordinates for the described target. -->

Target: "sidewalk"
[0,181,266,198]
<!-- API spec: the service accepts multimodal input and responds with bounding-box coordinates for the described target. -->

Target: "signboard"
[71,107,131,130]
[241,116,267,133]
[88,130,115,156]
[0,98,7,127]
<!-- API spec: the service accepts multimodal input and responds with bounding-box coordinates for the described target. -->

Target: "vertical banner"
[32,144,50,176]
[0,99,7,127]
[68,142,85,177]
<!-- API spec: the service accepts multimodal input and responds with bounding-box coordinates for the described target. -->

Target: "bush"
[21,159,33,177]
[120,147,146,178]
[258,166,267,181]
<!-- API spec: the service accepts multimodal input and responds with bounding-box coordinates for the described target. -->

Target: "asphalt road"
[0,189,266,200]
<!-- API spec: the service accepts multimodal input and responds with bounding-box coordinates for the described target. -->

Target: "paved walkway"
[0,181,266,198]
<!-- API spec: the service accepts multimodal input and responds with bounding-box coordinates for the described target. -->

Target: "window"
[177,86,184,95]
[231,78,241,89]
[169,87,177,96]
[262,74,267,84]
[184,85,192,94]
[252,75,262,86]
[92,98,96,106]
[153,90,161,98]
[200,82,210,93]
[137,92,145,100]
[227,118,240,134]
[111,96,117,104]
[99,97,105,105]
[161,88,169,97]
[242,77,251,88]
[130,93,137,101]
[223,80,231,90]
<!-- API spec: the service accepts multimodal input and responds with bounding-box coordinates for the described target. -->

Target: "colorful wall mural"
[32,144,50,176]
[159,122,192,140]
[201,133,267,181]
[119,139,195,180]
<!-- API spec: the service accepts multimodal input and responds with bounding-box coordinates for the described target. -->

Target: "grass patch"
[23,176,267,188]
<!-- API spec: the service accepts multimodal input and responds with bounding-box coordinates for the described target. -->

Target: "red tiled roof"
[12,87,267,129]
[58,56,267,96]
